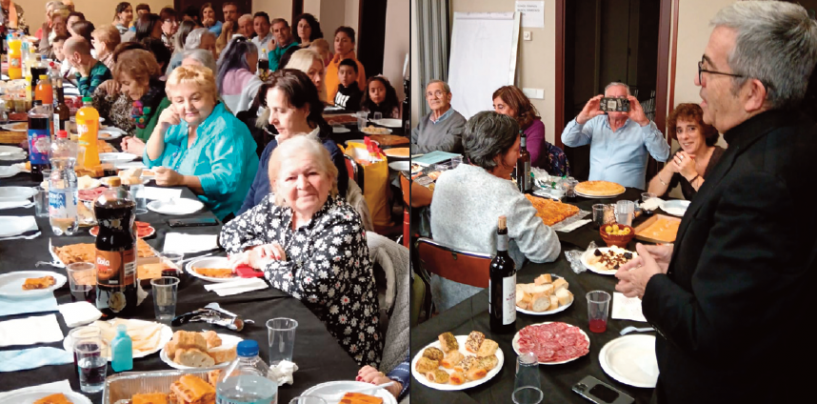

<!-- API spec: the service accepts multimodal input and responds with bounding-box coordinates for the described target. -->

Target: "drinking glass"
[450,156,463,168]
[587,291,611,333]
[641,192,656,203]
[150,276,180,324]
[161,252,185,279]
[513,352,543,404]
[592,204,606,229]
[373,111,383,121]
[34,186,49,217]
[267,318,298,366]
[66,262,96,303]
[131,184,148,214]
[289,397,328,404]
[615,200,635,226]
[355,111,368,132]
[74,330,106,393]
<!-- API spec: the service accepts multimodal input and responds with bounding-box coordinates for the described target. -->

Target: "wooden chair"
[415,237,492,289]
[400,175,434,248]
[343,154,363,193]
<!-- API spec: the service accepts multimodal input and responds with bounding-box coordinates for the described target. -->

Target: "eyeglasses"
[698,58,743,84]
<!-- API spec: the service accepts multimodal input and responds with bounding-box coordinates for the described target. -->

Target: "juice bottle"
[77,97,100,169]
[8,36,21,79]
[36,75,53,105]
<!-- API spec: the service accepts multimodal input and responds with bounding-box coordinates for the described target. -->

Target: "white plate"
[388,161,411,172]
[99,152,138,163]
[0,165,21,178]
[516,274,574,316]
[575,189,626,199]
[0,146,24,155]
[160,333,243,369]
[0,186,37,202]
[186,257,238,283]
[0,216,36,237]
[97,129,124,140]
[1,122,28,132]
[599,334,658,388]
[661,200,690,217]
[0,271,67,298]
[512,322,591,365]
[0,389,92,404]
[0,152,27,161]
[581,247,637,276]
[301,380,398,404]
[411,335,505,391]
[116,161,147,170]
[333,126,351,133]
[63,319,173,361]
[12,162,30,173]
[147,198,204,215]
[374,118,402,128]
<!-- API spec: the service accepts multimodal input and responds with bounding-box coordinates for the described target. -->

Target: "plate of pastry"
[411,331,504,391]
[0,270,67,298]
[186,257,237,283]
[574,181,626,199]
[581,246,638,275]
[160,330,240,369]
[0,391,92,404]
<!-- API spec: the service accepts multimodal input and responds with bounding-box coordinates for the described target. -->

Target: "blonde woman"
[91,25,121,70]
[284,48,326,101]
[309,38,332,73]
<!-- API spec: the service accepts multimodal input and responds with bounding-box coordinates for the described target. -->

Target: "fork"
[0,231,42,241]
[620,326,654,336]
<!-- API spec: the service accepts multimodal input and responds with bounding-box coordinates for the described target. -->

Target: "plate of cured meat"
[512,322,590,365]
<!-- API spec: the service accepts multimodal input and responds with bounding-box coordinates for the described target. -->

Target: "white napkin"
[0,200,34,210]
[0,379,72,399]
[0,314,64,347]
[612,292,648,322]
[0,294,58,317]
[204,278,269,296]
[58,301,103,328]
[0,216,38,240]
[556,219,592,233]
[164,233,219,254]
[142,187,183,200]
[640,198,663,212]
[267,360,298,386]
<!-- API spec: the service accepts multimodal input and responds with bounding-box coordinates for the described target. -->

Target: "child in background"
[360,76,400,119]
[334,59,362,112]
[52,36,78,86]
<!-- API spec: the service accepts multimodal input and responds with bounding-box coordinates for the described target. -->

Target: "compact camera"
[599,97,630,112]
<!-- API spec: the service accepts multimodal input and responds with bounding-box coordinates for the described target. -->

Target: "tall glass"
[151,277,180,324]
[72,327,106,393]
[513,352,543,404]
[587,291,612,333]
[267,318,298,366]
[66,262,96,303]
[615,200,635,226]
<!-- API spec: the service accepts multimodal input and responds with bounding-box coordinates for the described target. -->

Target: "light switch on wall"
[522,88,545,99]
[523,31,532,41]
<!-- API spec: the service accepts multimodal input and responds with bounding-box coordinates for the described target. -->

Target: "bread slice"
[415,357,439,373]
[556,288,573,306]
[529,284,554,297]
[174,348,215,368]
[174,331,208,352]
[531,294,551,312]
[441,350,464,368]
[438,332,459,353]
[477,339,498,357]
[202,331,222,349]
[549,295,559,310]
[534,274,552,285]
[207,345,237,364]
[164,340,179,359]
[517,300,530,310]
[552,278,568,292]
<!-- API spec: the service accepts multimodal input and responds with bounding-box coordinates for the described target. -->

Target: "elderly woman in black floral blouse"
[220,136,383,368]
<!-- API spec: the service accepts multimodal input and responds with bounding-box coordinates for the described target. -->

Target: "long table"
[0,141,361,402]
[411,188,658,404]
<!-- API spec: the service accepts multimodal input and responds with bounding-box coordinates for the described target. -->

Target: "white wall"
[26,0,173,34]
[346,0,360,35]
[383,0,410,101]
[253,0,292,22]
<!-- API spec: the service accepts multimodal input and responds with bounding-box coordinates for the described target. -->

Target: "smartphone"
[167,218,219,227]
[572,376,635,404]
[599,97,630,112]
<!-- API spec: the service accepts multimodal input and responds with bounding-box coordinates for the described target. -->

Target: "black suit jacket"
[642,110,817,404]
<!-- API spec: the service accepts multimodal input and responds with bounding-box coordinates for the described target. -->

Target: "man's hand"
[223,21,234,33]
[626,96,650,126]
[154,167,183,187]
[203,18,215,28]
[576,95,605,125]
[77,62,92,77]
[614,243,666,299]
[671,151,697,181]
[357,366,401,399]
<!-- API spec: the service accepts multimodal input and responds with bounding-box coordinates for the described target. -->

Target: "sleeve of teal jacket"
[197,116,257,198]
[142,122,184,167]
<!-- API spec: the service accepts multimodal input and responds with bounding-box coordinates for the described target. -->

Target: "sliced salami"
[515,322,590,364]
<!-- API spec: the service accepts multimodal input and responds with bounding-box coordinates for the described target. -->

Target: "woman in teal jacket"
[143,64,258,221]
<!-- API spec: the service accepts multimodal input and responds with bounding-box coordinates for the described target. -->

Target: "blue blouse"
[143,102,259,220]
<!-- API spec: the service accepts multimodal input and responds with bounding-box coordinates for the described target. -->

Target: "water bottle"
[217,340,278,404]
[49,130,79,236]
[111,324,133,372]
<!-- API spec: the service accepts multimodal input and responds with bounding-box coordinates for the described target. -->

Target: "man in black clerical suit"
[614,2,817,403]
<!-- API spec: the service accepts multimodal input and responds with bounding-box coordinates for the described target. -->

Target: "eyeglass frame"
[698,57,743,84]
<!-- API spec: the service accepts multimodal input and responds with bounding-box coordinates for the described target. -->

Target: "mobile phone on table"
[572,376,635,404]
[167,218,219,227]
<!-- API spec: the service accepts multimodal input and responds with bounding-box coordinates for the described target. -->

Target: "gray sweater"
[411,109,467,154]
[429,164,561,311]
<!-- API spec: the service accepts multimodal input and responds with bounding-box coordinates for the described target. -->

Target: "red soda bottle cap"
[57,130,68,138]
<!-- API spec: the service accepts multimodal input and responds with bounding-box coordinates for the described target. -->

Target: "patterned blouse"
[93,90,137,136]
[542,141,571,178]
[220,194,384,368]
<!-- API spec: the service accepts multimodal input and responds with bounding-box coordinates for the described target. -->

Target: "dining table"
[0,133,362,403]
[410,188,662,404]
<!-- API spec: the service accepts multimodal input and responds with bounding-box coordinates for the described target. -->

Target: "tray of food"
[513,322,590,364]
[634,214,682,244]
[366,134,409,147]
[101,369,221,404]
[574,181,626,199]
[516,273,574,315]
[412,331,503,391]
[361,125,392,135]
[51,238,160,268]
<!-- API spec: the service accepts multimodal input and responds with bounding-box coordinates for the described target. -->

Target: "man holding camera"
[561,82,670,189]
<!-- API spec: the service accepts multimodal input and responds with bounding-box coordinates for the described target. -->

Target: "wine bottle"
[489,215,517,333]
[517,134,532,193]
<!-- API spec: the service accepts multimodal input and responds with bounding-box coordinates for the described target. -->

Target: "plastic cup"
[267,318,298,366]
[587,291,611,333]
[72,327,106,393]
[513,352,543,404]
[34,186,49,217]
[592,204,606,229]
[150,277,180,324]
[615,200,635,226]
[641,192,656,202]
[66,262,96,303]
[131,184,148,214]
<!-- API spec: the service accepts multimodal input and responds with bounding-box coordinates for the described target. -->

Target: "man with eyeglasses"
[561,82,670,189]
[411,79,467,154]
[159,7,178,53]
[612,3,817,404]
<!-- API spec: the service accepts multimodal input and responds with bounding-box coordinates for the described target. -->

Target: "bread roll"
[415,357,439,374]
[202,331,222,349]
[174,348,215,368]
[207,345,237,364]
[517,300,530,310]
[552,278,568,292]
[449,371,466,385]
[425,369,450,384]
[438,332,459,353]
[422,347,444,361]
[535,274,552,285]
[529,284,554,297]
[531,294,551,312]
[465,331,485,353]
[477,339,498,357]
[441,350,464,368]
[164,340,179,359]
[453,356,478,374]
[478,355,498,371]
[173,331,208,352]
[466,366,488,381]
[170,375,215,404]
[556,288,573,306]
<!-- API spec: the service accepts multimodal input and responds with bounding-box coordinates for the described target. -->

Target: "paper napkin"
[0,347,73,372]
[0,314,64,347]
[0,294,58,318]
[267,361,299,386]
[0,200,34,210]
[58,301,102,328]
[164,233,220,254]
[204,278,269,297]
[612,292,648,322]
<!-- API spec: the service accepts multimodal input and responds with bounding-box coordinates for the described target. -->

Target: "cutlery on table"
[620,326,655,336]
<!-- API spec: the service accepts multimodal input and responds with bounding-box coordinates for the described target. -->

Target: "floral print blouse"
[543,141,571,178]
[220,194,384,368]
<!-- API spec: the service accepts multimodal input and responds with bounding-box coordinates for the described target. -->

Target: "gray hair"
[184,28,216,51]
[712,1,817,109]
[462,111,520,172]
[604,82,630,96]
[238,14,253,25]
[182,49,217,74]
[426,79,450,94]
[269,136,339,207]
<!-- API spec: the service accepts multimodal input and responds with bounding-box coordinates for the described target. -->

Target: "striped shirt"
[76,61,112,98]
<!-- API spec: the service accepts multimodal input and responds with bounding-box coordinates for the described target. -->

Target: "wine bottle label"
[497,234,509,252]
[503,274,517,325]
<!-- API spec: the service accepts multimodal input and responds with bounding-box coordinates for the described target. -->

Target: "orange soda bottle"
[77,97,100,169]
[35,75,53,105]
[8,36,22,80]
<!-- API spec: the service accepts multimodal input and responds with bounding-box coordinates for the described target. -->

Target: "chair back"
[400,175,433,208]
[416,237,492,288]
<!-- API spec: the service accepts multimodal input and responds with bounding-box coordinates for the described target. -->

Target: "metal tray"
[102,368,212,404]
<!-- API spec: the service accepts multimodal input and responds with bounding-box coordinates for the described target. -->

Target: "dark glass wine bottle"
[489,215,517,333]
[517,134,531,193]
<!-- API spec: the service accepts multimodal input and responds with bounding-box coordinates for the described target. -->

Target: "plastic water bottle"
[111,324,133,372]
[217,340,278,404]
[49,130,79,236]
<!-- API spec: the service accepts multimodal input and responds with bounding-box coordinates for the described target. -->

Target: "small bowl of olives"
[599,223,635,248]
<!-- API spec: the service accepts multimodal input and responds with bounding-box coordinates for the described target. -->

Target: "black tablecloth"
[410,190,662,404]
[0,148,360,402]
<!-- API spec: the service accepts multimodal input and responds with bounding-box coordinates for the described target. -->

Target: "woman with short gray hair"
[429,111,561,312]
[184,27,217,58]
